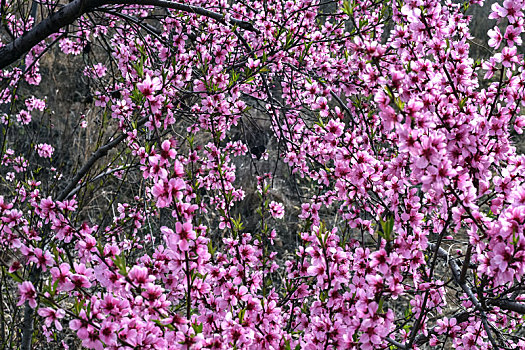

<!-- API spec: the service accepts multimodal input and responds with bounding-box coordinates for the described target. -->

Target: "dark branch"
[0,0,259,69]
[0,0,93,70]
[489,299,525,315]
[104,0,260,33]
[20,267,41,350]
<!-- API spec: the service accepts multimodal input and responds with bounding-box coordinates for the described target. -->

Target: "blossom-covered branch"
[0,0,258,69]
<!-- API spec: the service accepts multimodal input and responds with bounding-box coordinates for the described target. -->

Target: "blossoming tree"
[1,0,525,348]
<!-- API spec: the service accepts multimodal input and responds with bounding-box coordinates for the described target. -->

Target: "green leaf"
[113,255,127,275]
[238,309,246,323]
[231,214,245,231]
[192,322,203,334]
[395,97,405,110]
[342,0,353,16]
[285,31,294,49]
[230,70,238,85]
[379,215,394,241]
[459,97,467,109]
[378,297,384,313]
[319,290,327,302]
[404,306,412,320]
[207,240,216,256]
[7,271,23,283]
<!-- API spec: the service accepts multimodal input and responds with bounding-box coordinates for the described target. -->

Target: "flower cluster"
[2,0,525,349]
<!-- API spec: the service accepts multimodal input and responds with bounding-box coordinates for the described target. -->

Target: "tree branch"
[0,0,90,70]
[489,299,525,315]
[104,0,260,33]
[20,267,40,350]
[0,0,259,69]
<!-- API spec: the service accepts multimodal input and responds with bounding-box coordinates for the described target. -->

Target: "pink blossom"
[435,317,461,335]
[82,327,104,350]
[488,0,523,23]
[488,2,508,20]
[34,143,55,158]
[17,281,37,308]
[50,263,71,287]
[93,63,107,78]
[137,74,162,100]
[159,140,176,164]
[492,242,514,272]
[99,320,118,345]
[247,58,260,69]
[488,26,503,49]
[175,221,196,251]
[151,177,186,208]
[29,248,54,271]
[128,265,154,285]
[504,25,523,47]
[17,110,31,124]
[38,307,65,330]
[269,201,285,219]
[25,97,46,111]
[494,46,519,68]
[63,274,91,291]
[312,96,329,117]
